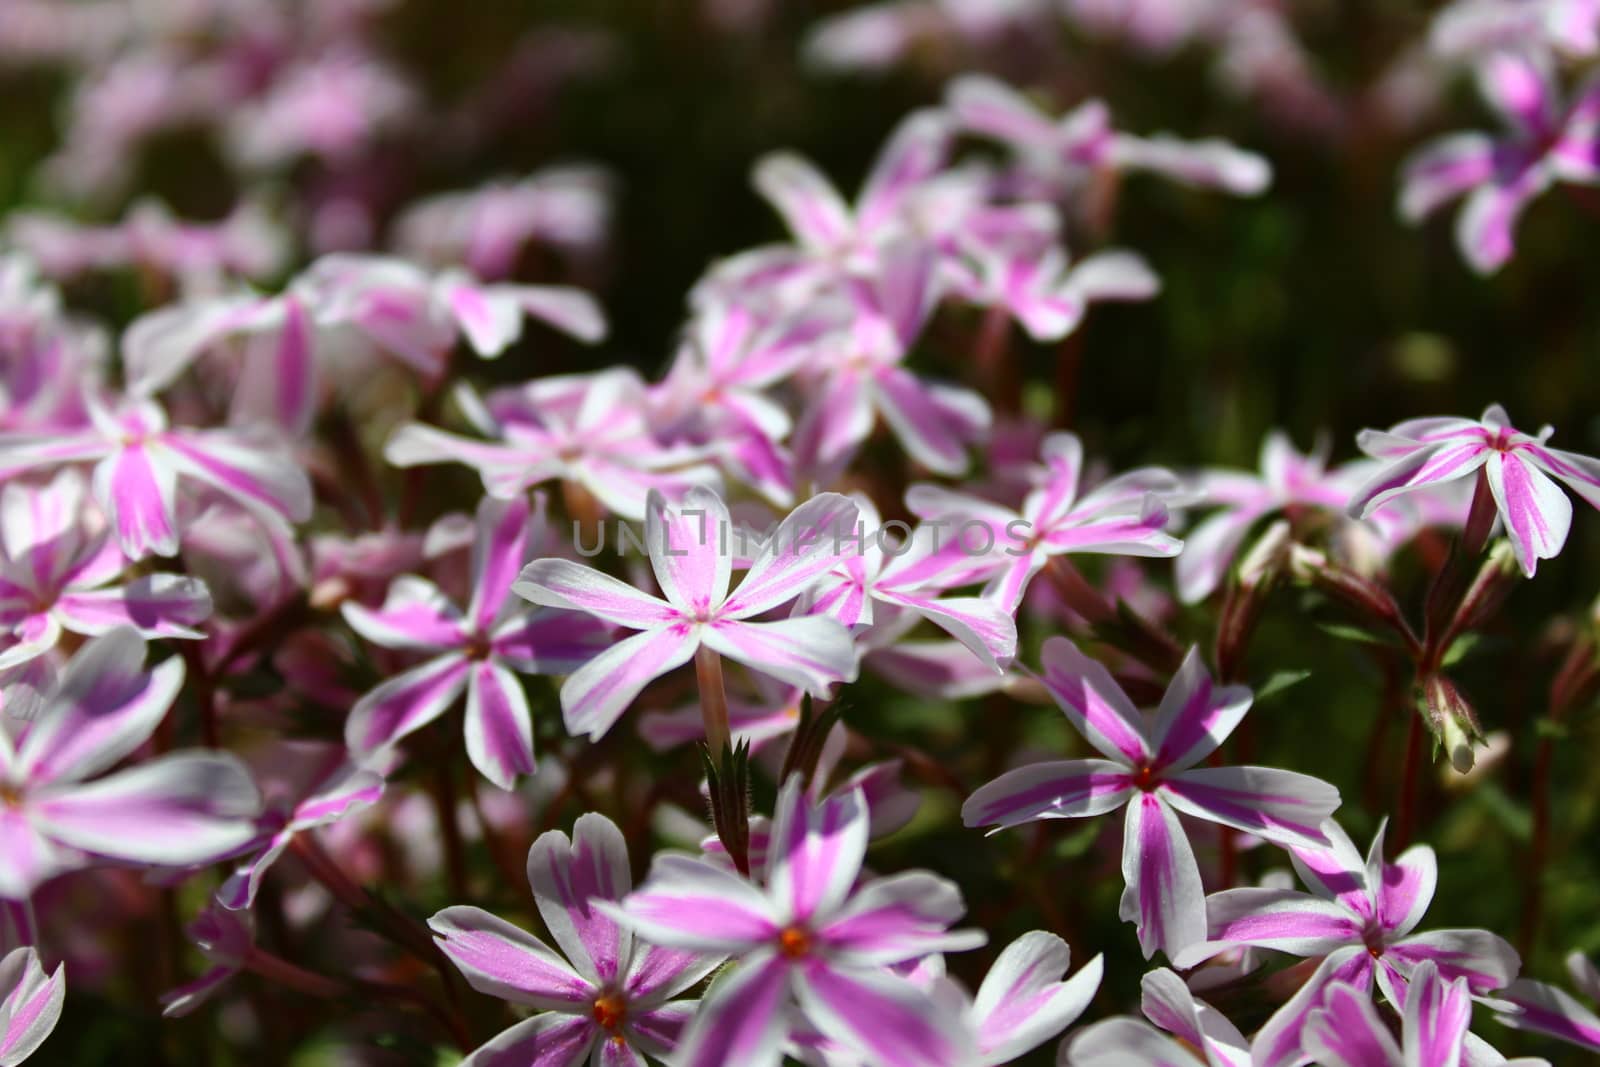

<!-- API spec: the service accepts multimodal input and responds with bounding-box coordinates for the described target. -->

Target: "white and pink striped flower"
[515,487,860,742]
[342,494,611,789]
[963,638,1340,959]
[1349,404,1600,576]
[429,812,718,1066]
[0,629,260,900]
[0,946,63,1066]
[602,778,985,1067]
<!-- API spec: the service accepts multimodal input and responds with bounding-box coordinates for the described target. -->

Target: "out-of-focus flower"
[0,256,105,434]
[1349,404,1600,575]
[605,778,984,1067]
[947,74,1273,196]
[1497,950,1600,1054]
[515,488,860,741]
[391,166,614,278]
[964,639,1338,958]
[387,370,719,519]
[217,749,383,910]
[0,470,211,689]
[1431,0,1600,61]
[967,931,1102,1064]
[343,495,610,788]
[0,946,65,1065]
[801,0,1054,75]
[157,904,253,1019]
[0,630,260,900]
[429,813,718,1065]
[908,432,1183,612]
[226,50,417,170]
[0,394,312,561]
[1399,52,1600,274]
[1068,965,1250,1066]
[1185,819,1521,1067]
[806,495,1017,670]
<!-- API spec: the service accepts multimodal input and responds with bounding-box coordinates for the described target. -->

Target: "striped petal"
[961,759,1134,831]
[464,661,537,790]
[344,653,471,757]
[972,934,1102,1066]
[1161,765,1339,849]
[526,812,633,986]
[1120,793,1205,960]
[428,905,594,1010]
[768,778,868,925]
[1036,636,1151,765]
[558,624,698,741]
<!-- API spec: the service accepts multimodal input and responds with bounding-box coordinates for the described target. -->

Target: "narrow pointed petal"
[163,431,312,526]
[460,1013,597,1067]
[752,153,853,251]
[93,445,180,559]
[1120,793,1205,960]
[0,811,64,900]
[344,654,471,757]
[721,493,860,619]
[1455,164,1551,275]
[341,575,467,651]
[701,616,857,697]
[1149,648,1253,771]
[1387,929,1521,995]
[1486,451,1571,576]
[1139,967,1250,1067]
[1351,442,1490,518]
[876,591,1016,672]
[526,812,632,987]
[558,624,698,741]
[1036,635,1151,765]
[1402,961,1472,1067]
[464,662,537,790]
[1377,844,1438,939]
[608,853,778,954]
[1251,946,1374,1067]
[672,952,790,1067]
[1496,978,1600,1053]
[972,934,1101,1065]
[961,759,1134,831]
[1199,887,1363,954]
[514,559,679,630]
[1161,765,1339,849]
[874,369,986,477]
[428,905,595,1010]
[768,779,868,925]
[53,574,212,639]
[466,495,532,632]
[1175,506,1265,604]
[818,870,983,965]
[17,630,185,784]
[1304,982,1404,1067]
[490,609,614,674]
[31,752,260,865]
[1398,133,1499,221]
[1527,444,1600,512]
[645,487,731,617]
[0,947,65,1067]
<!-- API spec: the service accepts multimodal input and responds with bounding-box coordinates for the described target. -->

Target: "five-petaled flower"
[963,637,1340,959]
[429,813,718,1066]
[602,778,985,1067]
[0,629,261,900]
[342,494,611,789]
[1349,404,1600,576]
[514,487,861,742]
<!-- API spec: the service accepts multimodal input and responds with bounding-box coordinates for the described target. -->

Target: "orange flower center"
[1132,764,1159,791]
[778,926,812,959]
[592,992,627,1032]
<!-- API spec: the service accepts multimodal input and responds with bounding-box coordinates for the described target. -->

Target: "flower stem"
[1394,710,1424,851]
[696,644,731,757]
[430,763,471,901]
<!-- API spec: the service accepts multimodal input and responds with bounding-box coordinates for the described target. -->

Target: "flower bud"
[1238,520,1292,593]
[1420,674,1484,774]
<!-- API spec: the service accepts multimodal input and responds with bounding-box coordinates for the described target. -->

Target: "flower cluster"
[1,1,1598,1065]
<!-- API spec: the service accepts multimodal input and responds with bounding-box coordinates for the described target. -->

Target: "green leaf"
[1313,621,1398,647]
[1051,822,1103,861]
[1441,633,1482,668]
[1255,669,1311,704]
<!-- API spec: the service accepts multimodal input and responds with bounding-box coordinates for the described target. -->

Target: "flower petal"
[752,153,853,252]
[721,493,860,619]
[961,759,1134,831]
[344,653,471,757]
[1161,765,1339,849]
[793,962,973,1067]
[467,495,533,632]
[1486,451,1572,577]
[428,905,594,1010]
[972,933,1101,1065]
[1402,961,1472,1067]
[464,661,537,790]
[53,574,212,639]
[341,575,467,651]
[0,947,65,1066]
[1198,886,1363,956]
[558,624,699,741]
[1036,635,1151,765]
[767,778,868,925]
[1496,977,1600,1053]
[526,812,633,987]
[1120,794,1205,960]
[608,853,778,954]
[93,445,180,560]
[459,1013,597,1067]
[1149,647,1253,771]
[514,559,679,630]
[672,952,791,1067]
[701,616,857,697]
[645,487,731,617]
[1303,981,1404,1067]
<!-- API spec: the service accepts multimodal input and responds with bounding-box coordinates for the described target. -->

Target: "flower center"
[591,991,627,1033]
[464,632,492,661]
[0,783,22,808]
[778,925,812,959]
[1362,922,1385,958]
[1132,764,1159,791]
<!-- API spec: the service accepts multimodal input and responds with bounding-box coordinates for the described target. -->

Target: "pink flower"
[1348,404,1600,576]
[0,946,64,1066]
[1399,51,1600,273]
[158,904,253,1019]
[1303,962,1482,1067]
[429,813,718,1065]
[963,638,1339,959]
[967,931,1102,1065]
[1068,966,1251,1066]
[1184,819,1520,1067]
[603,778,984,1067]
[342,495,611,789]
[0,629,261,900]
[0,471,211,691]
[1496,950,1600,1055]
[391,166,613,279]
[225,50,417,169]
[514,488,861,741]
[946,74,1273,196]
[805,494,1018,671]
[386,369,719,520]
[0,255,104,434]
[0,393,312,561]
[907,432,1184,613]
